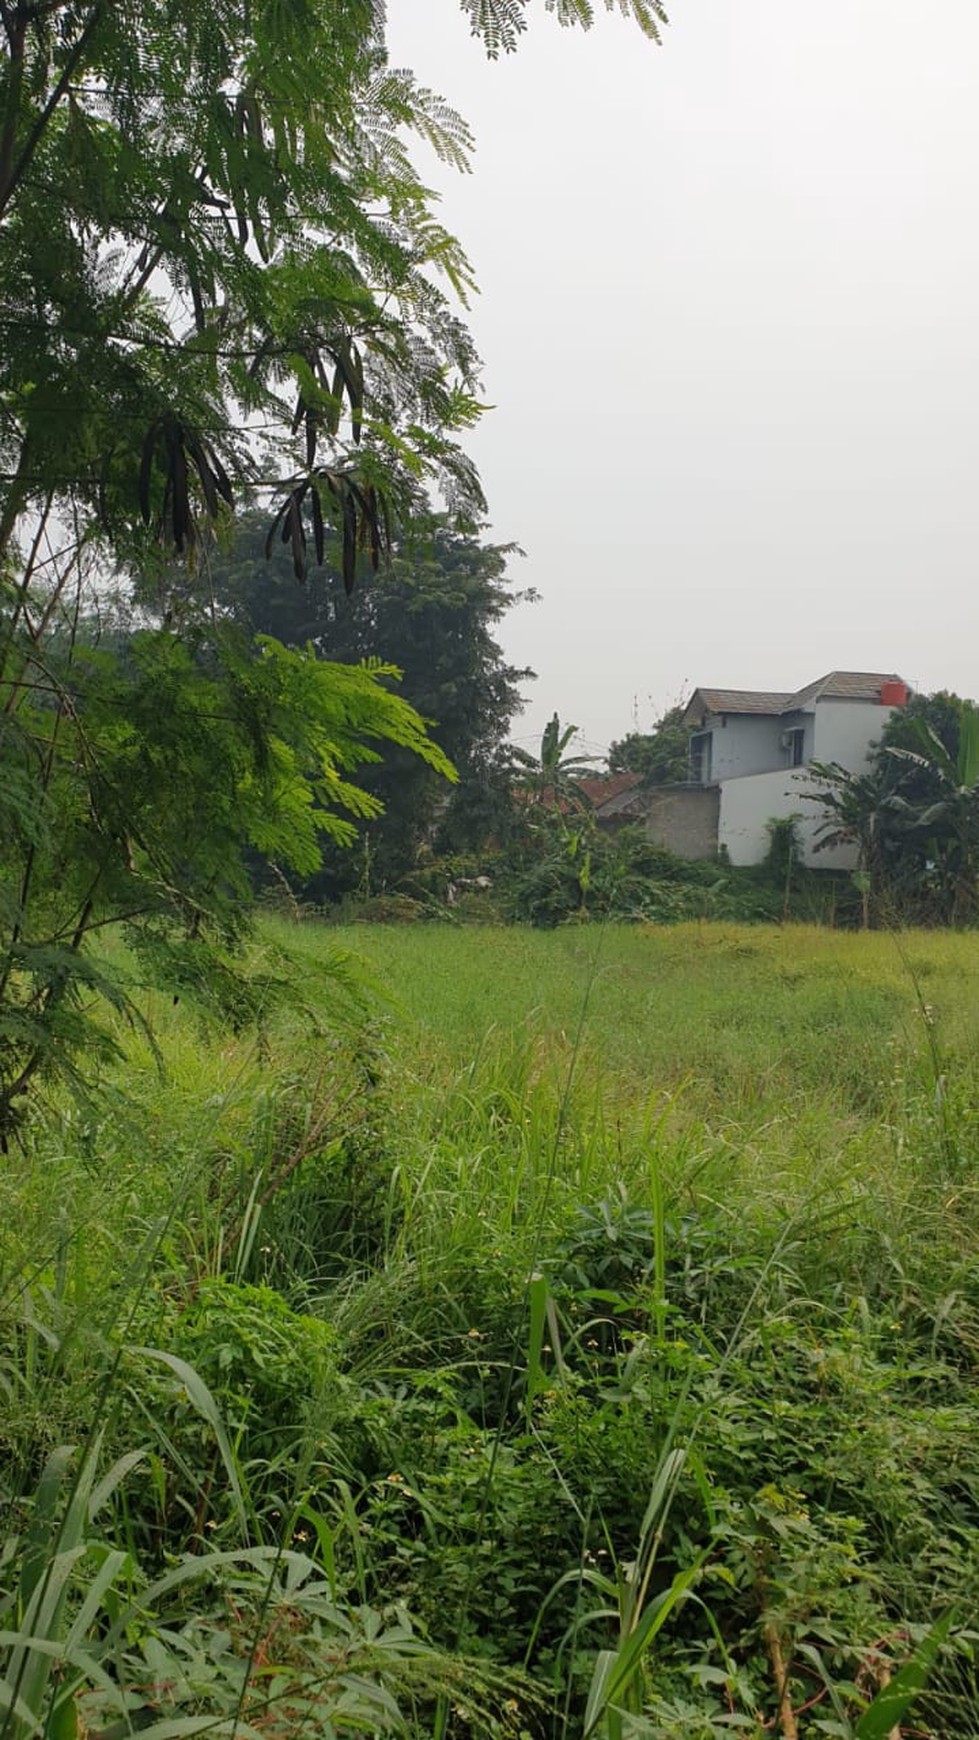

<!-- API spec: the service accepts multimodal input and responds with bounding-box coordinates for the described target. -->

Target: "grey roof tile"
[685,672,908,722]
[783,671,905,710]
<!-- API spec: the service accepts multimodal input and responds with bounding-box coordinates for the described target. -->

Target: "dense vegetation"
[1,4,976,1737]
[203,512,533,896]
[0,0,487,1141]
[0,0,665,1140]
[2,920,976,1737]
[806,692,979,928]
[608,706,691,785]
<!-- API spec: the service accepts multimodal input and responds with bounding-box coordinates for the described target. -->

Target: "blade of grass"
[131,1348,249,1539]
[855,1613,953,1740]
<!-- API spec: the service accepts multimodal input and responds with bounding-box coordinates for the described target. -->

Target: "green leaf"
[957,703,979,789]
[526,1272,548,1415]
[854,1614,953,1740]
[583,1558,702,1737]
[87,1451,147,1522]
[131,1349,248,1536]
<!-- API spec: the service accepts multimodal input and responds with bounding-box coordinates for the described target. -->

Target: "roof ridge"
[686,672,907,719]
[782,670,906,711]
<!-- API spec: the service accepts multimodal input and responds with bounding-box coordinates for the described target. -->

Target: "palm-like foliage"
[511,712,600,811]
[803,759,906,928]
[885,702,979,924]
[805,703,979,927]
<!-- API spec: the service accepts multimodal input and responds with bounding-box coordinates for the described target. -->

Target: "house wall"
[640,693,909,866]
[812,700,896,770]
[699,713,785,780]
[779,709,816,764]
[718,768,859,869]
[641,785,720,859]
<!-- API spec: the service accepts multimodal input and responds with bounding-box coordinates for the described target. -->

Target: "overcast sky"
[386,2,979,757]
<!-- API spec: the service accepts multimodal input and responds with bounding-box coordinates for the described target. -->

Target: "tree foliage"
[608,703,689,784]
[202,512,534,890]
[804,758,905,929]
[511,712,600,811]
[0,0,664,1127]
[459,0,668,57]
[804,691,979,927]
[0,0,490,585]
[0,0,666,578]
[877,690,968,839]
[0,608,452,1136]
[886,700,979,925]
[0,0,492,1130]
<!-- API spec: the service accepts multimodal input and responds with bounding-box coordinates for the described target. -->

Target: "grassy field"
[3,920,979,1738]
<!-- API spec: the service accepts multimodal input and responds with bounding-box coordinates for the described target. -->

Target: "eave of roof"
[683,688,792,723]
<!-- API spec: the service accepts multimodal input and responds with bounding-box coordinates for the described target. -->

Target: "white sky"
[387,2,979,757]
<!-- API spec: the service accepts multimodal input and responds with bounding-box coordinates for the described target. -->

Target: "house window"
[784,728,805,768]
[690,731,712,783]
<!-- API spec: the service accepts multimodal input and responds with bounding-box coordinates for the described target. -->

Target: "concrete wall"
[718,768,858,869]
[812,700,896,770]
[641,785,720,859]
[779,709,816,764]
[627,698,909,867]
[712,701,903,865]
[700,712,784,780]
[702,700,896,786]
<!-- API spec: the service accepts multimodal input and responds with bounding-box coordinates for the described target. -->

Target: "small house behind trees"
[595,672,910,867]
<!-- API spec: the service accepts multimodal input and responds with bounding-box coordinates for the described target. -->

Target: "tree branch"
[0,3,102,223]
[0,6,26,227]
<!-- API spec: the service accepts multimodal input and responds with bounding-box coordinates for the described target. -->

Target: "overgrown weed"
[2,920,978,1735]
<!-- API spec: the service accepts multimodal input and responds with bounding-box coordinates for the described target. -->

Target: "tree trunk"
[762,1621,798,1740]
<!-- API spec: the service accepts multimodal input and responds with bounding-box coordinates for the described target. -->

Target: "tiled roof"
[685,672,908,723]
[783,671,904,710]
[694,689,793,717]
[578,772,642,806]
[598,787,652,818]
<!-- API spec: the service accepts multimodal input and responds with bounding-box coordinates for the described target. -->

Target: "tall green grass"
[2,919,978,1737]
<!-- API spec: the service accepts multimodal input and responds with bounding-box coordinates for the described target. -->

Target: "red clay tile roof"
[577,772,642,805]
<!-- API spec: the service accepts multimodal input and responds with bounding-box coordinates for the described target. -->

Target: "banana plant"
[884,701,979,924]
[511,715,601,815]
[803,758,906,928]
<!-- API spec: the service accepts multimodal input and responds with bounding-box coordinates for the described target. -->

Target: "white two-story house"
[596,671,911,866]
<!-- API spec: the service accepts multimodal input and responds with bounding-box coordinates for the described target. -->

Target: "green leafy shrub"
[350,893,428,924]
